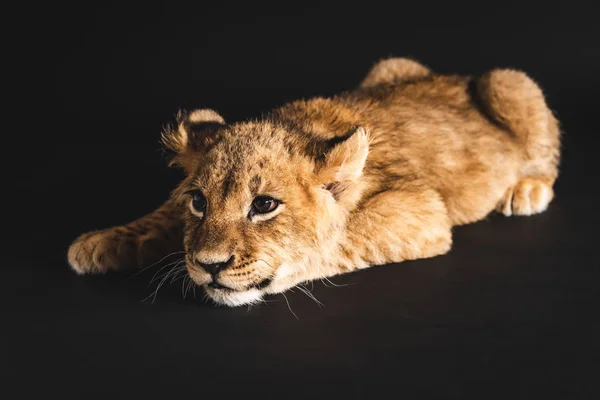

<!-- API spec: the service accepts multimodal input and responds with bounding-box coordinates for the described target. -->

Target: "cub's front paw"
[67,229,138,274]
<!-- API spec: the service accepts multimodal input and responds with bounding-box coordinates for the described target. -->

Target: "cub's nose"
[196,254,234,275]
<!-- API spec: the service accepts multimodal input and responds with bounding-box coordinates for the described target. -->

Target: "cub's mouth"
[206,281,231,290]
[202,280,271,307]
[186,260,275,307]
[203,276,273,292]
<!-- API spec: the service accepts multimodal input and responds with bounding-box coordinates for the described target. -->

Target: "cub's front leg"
[342,183,453,269]
[67,199,183,274]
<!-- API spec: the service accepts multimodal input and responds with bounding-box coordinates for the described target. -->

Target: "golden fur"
[68,58,561,306]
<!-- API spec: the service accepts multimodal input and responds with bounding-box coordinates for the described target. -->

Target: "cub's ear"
[161,109,225,154]
[318,126,370,202]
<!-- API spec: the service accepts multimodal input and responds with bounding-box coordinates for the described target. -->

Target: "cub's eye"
[189,190,207,212]
[252,196,279,214]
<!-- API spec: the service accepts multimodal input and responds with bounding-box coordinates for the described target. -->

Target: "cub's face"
[163,109,369,306]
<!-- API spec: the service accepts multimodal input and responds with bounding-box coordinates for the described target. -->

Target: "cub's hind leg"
[478,69,561,217]
[68,199,182,274]
[360,57,431,88]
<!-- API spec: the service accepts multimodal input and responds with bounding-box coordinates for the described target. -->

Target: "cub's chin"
[204,285,265,307]
[199,271,300,307]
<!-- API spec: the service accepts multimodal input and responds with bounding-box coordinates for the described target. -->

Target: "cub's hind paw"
[497,177,554,217]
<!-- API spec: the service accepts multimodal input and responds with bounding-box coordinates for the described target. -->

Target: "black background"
[6,1,600,398]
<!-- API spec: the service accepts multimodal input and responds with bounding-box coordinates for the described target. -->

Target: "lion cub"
[68,58,560,306]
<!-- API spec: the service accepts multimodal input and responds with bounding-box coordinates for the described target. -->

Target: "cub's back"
[341,75,523,223]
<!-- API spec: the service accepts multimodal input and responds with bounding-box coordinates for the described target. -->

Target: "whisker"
[149,259,185,285]
[187,279,193,299]
[201,292,210,304]
[170,270,187,283]
[149,269,177,303]
[185,276,193,299]
[281,292,299,320]
[322,277,351,287]
[184,276,195,299]
[128,251,186,279]
[297,284,324,308]
[142,262,186,304]
[256,259,276,271]
[181,275,189,299]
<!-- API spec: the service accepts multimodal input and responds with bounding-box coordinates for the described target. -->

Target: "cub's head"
[162,109,369,306]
